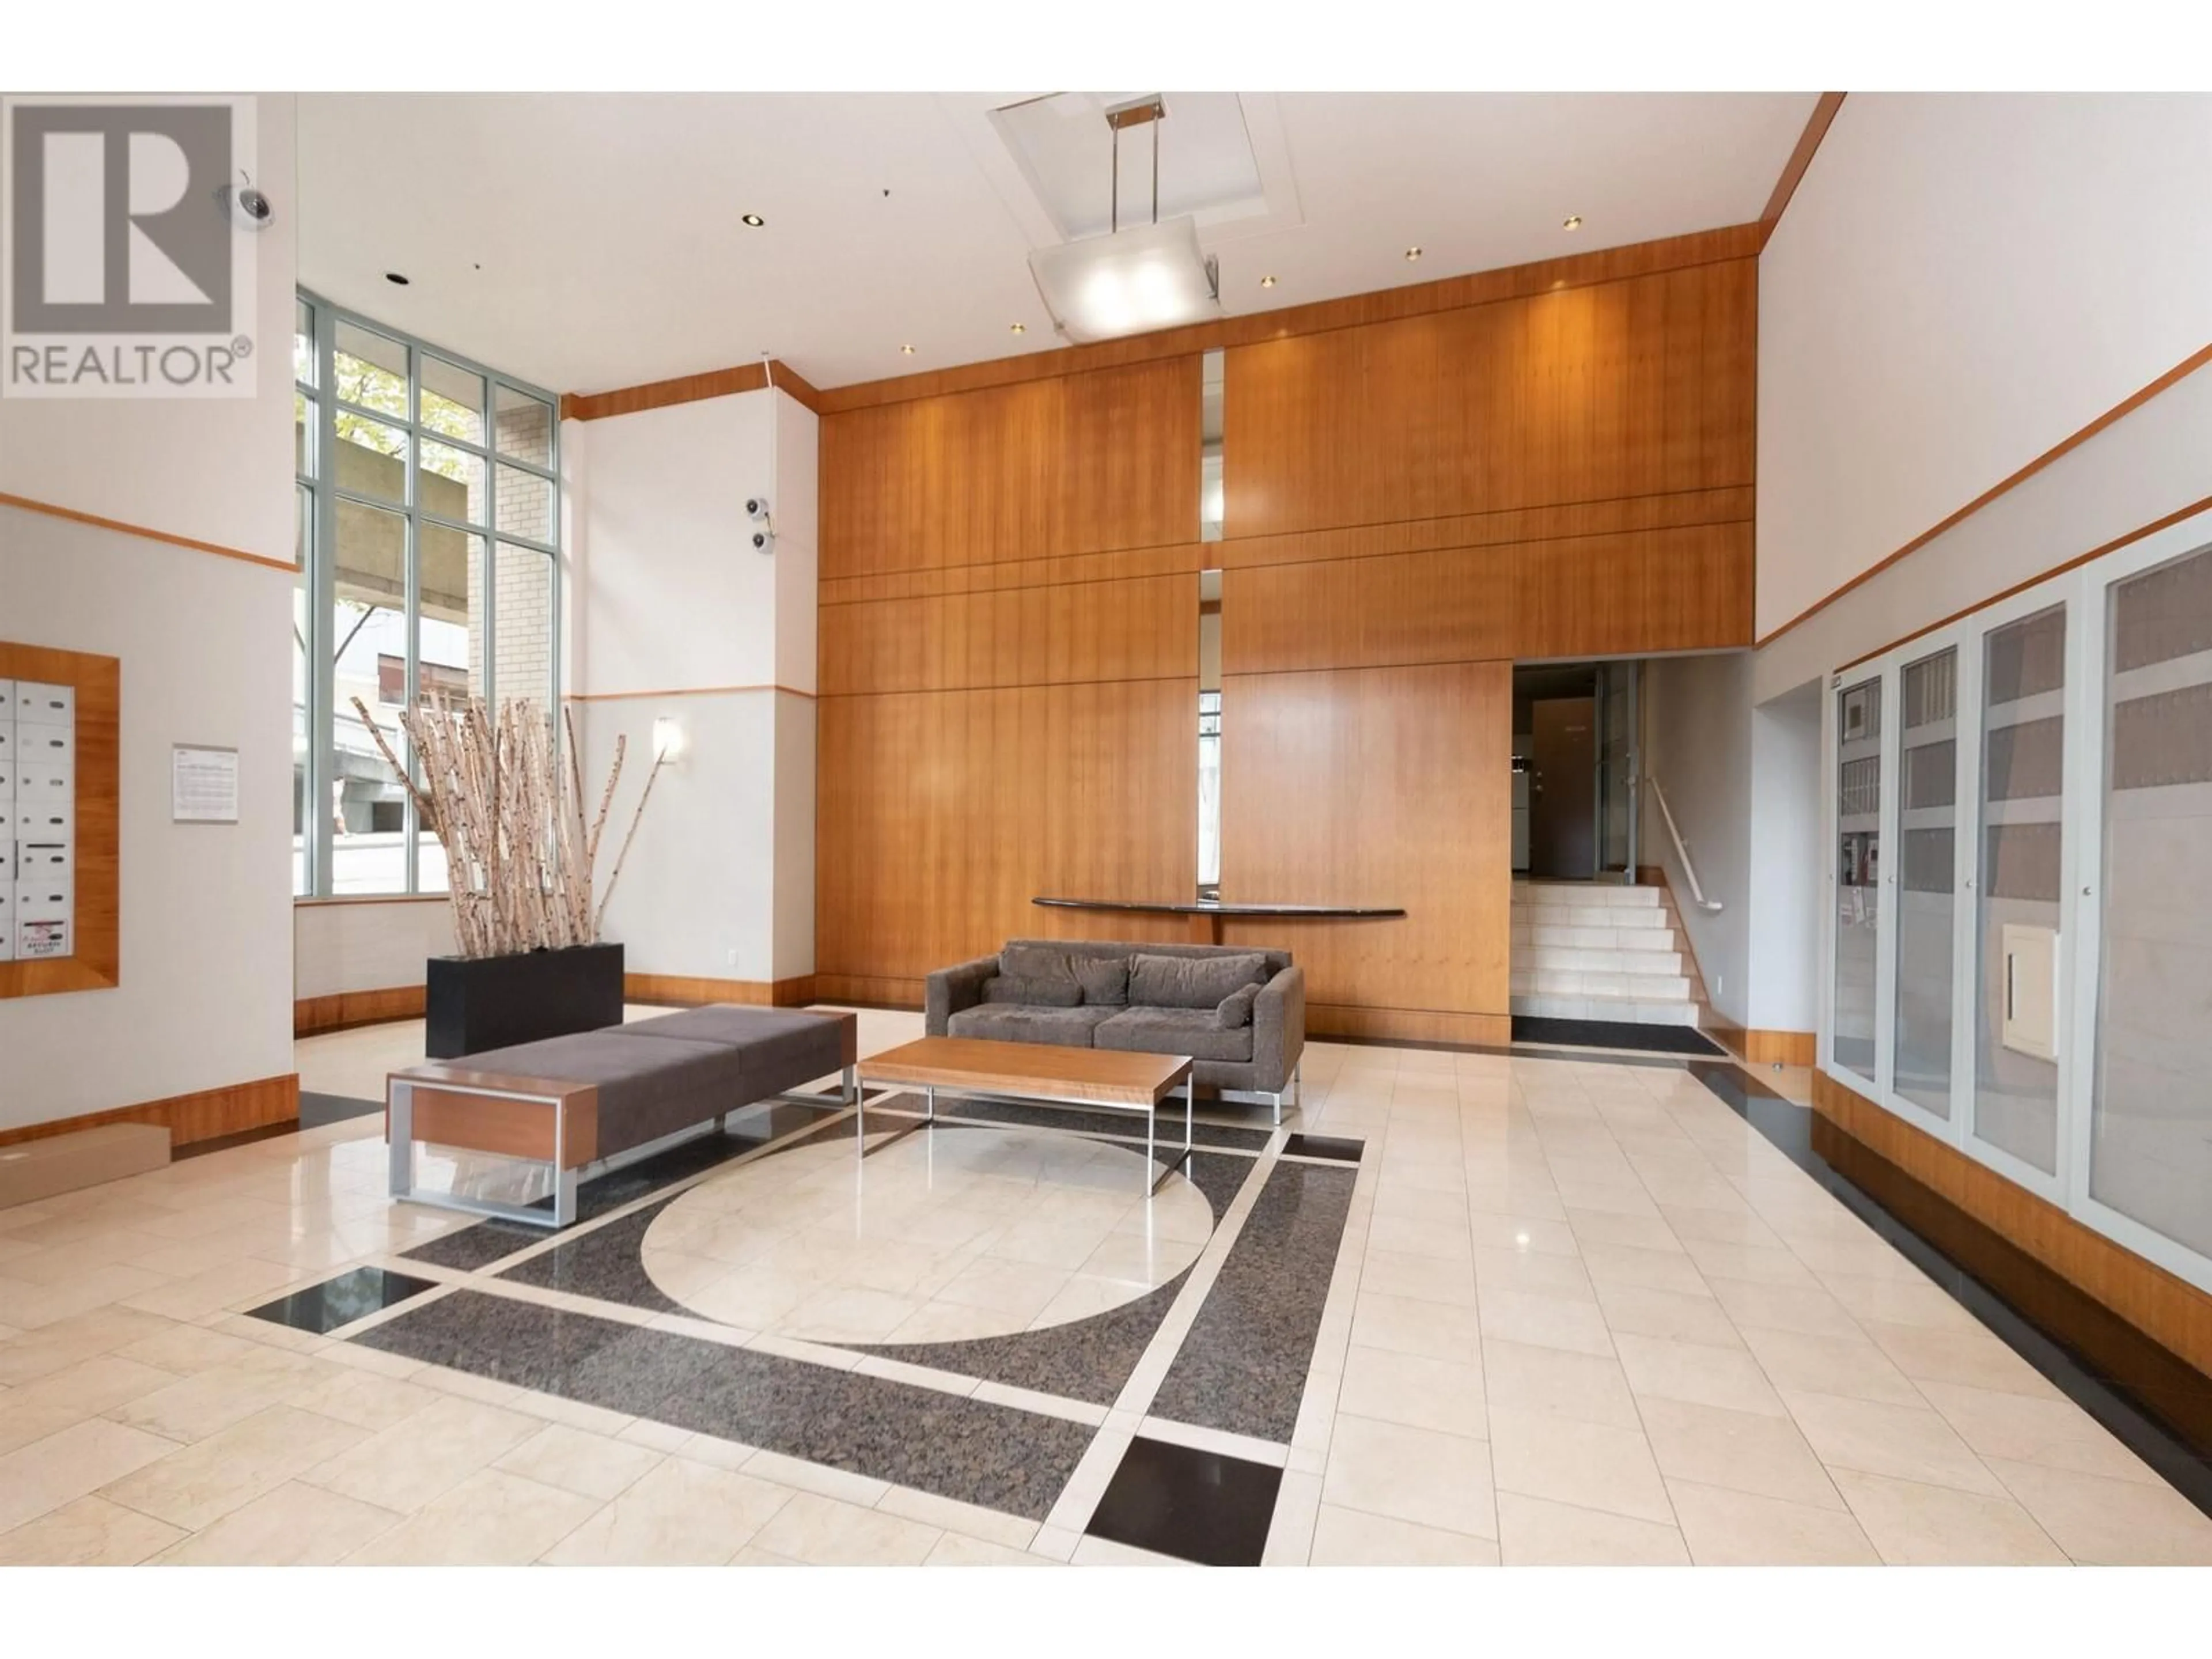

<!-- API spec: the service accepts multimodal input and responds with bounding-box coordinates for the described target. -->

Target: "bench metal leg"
[843,1063,858,1105]
[387,1081,415,1203]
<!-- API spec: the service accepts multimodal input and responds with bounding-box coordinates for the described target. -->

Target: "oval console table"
[1033,896,1406,947]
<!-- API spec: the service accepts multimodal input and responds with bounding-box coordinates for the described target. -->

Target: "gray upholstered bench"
[385,1006,857,1227]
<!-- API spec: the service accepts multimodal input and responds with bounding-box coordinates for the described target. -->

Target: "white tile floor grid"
[0,1007,2206,1565]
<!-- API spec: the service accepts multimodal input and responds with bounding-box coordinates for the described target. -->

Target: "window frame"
[294,289,563,899]
[1818,507,2212,1296]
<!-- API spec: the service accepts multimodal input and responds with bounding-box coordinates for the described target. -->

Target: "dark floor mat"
[1510,1015,1724,1057]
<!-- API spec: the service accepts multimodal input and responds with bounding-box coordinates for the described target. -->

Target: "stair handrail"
[1647,777,1724,912]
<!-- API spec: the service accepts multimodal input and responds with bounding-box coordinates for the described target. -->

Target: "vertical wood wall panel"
[1219,663,1512,1033]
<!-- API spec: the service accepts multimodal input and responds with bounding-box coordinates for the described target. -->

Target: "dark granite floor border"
[1147,1159,1357,1444]
[1687,1060,2212,1522]
[349,1288,1095,1519]
[1513,1014,1725,1056]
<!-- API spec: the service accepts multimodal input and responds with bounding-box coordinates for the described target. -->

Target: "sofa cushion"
[1094,1007,1256,1063]
[999,942,1077,983]
[1073,956,1130,1007]
[1130,951,1270,1011]
[946,1005,1118,1047]
[982,975,1082,1007]
[1215,983,1259,1029]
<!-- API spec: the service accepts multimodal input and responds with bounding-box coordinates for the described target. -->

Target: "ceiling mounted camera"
[752,529,775,555]
[745,496,771,521]
[215,180,274,232]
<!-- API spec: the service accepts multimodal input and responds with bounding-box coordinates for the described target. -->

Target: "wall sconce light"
[652,716,687,767]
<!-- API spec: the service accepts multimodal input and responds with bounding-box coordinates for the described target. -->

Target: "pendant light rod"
[1103,94,1166,236]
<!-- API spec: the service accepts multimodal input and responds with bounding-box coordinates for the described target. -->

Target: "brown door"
[1530,697,1597,878]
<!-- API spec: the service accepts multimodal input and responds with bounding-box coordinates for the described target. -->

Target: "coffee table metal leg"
[926,1084,937,1126]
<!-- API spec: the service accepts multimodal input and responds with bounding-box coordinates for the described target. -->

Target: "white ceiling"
[296,92,1816,396]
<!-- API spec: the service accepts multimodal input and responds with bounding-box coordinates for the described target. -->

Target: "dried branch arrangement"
[351,695,663,959]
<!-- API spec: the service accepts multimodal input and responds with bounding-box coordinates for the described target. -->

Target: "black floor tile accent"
[1280,1132,1363,1164]
[350,1289,1094,1519]
[246,1266,438,1336]
[1085,1435,1283,1566]
[1513,1014,1724,1056]
[875,1091,1275,1152]
[847,1147,1259,1407]
[300,1091,382,1127]
[1687,1060,2212,1522]
[401,1218,544,1274]
[1149,1161,1357,1444]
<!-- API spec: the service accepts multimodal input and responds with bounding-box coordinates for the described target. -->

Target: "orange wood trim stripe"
[1759,343,2212,650]
[1743,1029,1817,1067]
[0,490,294,574]
[562,356,823,422]
[1759,92,1846,243]
[564,683,816,702]
[624,971,818,1008]
[1835,491,2212,673]
[1812,1069,2212,1376]
[294,984,426,1037]
[813,224,1766,414]
[0,1073,300,1150]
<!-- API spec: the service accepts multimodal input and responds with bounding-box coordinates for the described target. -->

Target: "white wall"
[565,384,817,984]
[0,94,298,1130]
[293,900,454,1000]
[1758,93,2212,639]
[1642,652,1752,1029]
[1745,682,1823,1033]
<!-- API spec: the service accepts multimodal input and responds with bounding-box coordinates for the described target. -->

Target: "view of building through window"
[293,293,560,896]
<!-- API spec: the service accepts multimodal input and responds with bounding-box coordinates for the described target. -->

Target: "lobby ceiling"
[296,91,1817,396]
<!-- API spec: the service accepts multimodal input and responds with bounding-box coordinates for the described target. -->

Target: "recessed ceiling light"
[1562,215,1584,231]
[1010,322,1027,334]
[1259,275,1277,289]
[900,344,916,355]
[741,213,765,228]
[384,271,410,286]
[1404,246,1423,262]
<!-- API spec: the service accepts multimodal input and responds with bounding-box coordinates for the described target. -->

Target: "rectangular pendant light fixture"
[1028,216,1221,343]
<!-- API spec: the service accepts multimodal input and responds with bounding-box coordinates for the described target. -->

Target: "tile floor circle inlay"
[638,1125,1215,1344]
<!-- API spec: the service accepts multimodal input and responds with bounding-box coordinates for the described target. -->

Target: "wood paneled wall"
[1221,662,1512,1043]
[817,234,1758,1032]
[816,357,1203,1001]
[1211,247,1756,1040]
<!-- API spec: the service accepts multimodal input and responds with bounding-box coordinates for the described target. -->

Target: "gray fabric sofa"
[925,938,1305,1116]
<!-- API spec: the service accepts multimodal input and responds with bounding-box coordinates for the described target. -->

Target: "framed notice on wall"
[172,744,240,823]
[0,641,119,999]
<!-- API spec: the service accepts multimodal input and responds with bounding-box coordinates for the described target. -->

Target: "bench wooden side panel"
[386,1069,600,1169]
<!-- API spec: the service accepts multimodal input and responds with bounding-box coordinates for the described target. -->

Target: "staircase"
[1509,880,1703,1029]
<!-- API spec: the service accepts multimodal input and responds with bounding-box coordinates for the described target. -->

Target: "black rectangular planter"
[425,942,625,1059]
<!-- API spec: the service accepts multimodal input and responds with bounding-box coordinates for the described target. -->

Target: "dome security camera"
[215,181,274,231]
[751,529,774,555]
[745,496,771,521]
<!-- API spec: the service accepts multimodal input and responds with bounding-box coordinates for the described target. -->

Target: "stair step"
[1514,903,1673,932]
[1513,945,1686,976]
[1511,882,1662,910]
[1510,991,1702,1028]
[1514,923,1681,951]
[1510,969,1694,999]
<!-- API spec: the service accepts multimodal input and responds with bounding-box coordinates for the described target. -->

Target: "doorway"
[1530,696,1597,877]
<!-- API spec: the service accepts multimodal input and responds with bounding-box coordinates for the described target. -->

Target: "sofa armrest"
[925,953,1001,1036]
[1251,964,1306,1094]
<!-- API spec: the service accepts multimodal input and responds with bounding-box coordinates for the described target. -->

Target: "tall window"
[293,292,561,897]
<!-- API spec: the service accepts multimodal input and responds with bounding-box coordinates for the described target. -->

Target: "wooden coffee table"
[855,1037,1196,1187]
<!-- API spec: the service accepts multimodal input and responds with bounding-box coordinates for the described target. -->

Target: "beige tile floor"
[0,1008,2206,1566]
